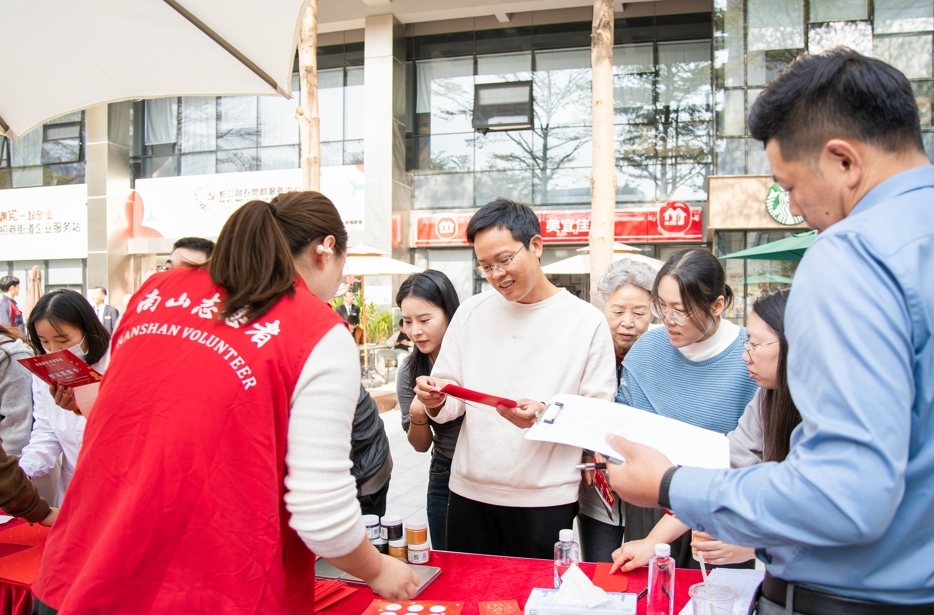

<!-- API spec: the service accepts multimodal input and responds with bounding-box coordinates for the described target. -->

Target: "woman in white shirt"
[20,289,111,505]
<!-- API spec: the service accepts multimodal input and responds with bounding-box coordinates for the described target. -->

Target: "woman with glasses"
[609,287,799,571]
[395,270,461,550]
[615,248,758,566]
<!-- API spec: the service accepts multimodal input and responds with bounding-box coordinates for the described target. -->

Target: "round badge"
[407,606,424,612]
[765,182,803,225]
[385,604,402,611]
[429,607,446,613]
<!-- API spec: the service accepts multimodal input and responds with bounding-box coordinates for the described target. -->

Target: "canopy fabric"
[542,252,664,275]
[1,0,309,138]
[721,231,817,262]
[344,244,423,277]
[742,273,794,285]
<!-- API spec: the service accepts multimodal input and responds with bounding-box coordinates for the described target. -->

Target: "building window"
[472,81,534,133]
[132,43,364,183]
[410,13,714,209]
[0,112,86,190]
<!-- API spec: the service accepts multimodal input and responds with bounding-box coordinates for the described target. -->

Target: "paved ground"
[372,383,431,525]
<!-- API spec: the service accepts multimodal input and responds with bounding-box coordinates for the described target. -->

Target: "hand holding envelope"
[414,376,449,412]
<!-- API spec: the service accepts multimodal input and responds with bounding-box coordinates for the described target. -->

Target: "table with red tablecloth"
[323,551,703,615]
[0,518,50,615]
[0,523,703,615]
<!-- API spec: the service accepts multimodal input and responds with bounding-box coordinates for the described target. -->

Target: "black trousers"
[357,479,391,518]
[446,491,578,560]
[32,596,57,615]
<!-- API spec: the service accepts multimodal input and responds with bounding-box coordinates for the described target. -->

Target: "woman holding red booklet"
[31,192,418,614]
[19,290,111,505]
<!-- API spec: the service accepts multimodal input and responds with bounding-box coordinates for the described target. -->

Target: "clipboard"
[440,384,517,408]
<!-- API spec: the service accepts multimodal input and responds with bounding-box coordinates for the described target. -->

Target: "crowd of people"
[0,48,928,614]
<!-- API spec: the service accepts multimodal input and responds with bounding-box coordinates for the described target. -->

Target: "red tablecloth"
[324,551,703,615]
[0,519,47,615]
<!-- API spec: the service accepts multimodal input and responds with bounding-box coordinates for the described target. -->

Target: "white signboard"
[0,184,88,260]
[133,166,364,239]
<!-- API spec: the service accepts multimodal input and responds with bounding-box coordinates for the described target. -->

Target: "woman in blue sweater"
[615,248,758,567]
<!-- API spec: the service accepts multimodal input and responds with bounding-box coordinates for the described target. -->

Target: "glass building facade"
[130,43,365,182]
[407,14,714,210]
[3,0,934,306]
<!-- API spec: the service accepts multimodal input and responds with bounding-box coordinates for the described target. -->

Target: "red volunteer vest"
[33,267,346,614]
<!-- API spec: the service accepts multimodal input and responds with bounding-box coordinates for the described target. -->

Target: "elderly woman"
[578,258,658,562]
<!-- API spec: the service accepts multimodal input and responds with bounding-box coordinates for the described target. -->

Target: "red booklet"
[17,349,102,388]
[440,384,517,409]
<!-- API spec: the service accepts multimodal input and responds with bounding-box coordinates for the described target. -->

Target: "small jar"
[371,538,388,554]
[362,514,381,541]
[388,538,408,561]
[405,519,428,546]
[407,541,430,565]
[380,515,404,541]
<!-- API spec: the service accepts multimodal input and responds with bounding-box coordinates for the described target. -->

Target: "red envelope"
[479,600,520,615]
[440,384,517,409]
[591,562,630,593]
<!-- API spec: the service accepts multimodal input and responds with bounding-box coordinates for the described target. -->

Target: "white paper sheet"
[525,394,730,469]
[678,568,765,615]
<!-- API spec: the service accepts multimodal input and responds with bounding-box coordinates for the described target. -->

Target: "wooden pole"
[297,1,321,191]
[589,0,616,304]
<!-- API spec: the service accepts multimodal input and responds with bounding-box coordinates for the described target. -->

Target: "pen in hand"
[576,462,607,470]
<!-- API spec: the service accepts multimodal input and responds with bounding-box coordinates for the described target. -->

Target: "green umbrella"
[722,230,817,262]
[742,273,795,285]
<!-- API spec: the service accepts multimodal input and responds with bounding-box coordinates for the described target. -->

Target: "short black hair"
[172,237,215,258]
[0,276,19,292]
[466,198,541,246]
[91,286,107,296]
[27,289,111,366]
[748,48,924,161]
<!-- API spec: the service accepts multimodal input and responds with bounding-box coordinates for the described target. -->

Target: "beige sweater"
[431,289,616,507]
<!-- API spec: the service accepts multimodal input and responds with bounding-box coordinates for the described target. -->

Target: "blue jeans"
[427,454,452,551]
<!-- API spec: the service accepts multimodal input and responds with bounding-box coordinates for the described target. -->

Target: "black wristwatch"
[658,466,680,513]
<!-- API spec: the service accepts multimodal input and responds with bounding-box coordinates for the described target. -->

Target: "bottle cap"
[389,538,407,548]
[405,519,428,531]
[362,514,380,526]
[408,542,430,551]
[559,529,574,542]
[380,515,402,526]
[655,543,671,557]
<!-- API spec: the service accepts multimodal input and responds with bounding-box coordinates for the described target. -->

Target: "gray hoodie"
[0,338,34,456]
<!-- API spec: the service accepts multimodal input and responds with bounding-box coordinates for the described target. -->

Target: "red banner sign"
[414,203,703,247]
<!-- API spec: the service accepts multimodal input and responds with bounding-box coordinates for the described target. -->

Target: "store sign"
[414,203,703,247]
[765,183,803,225]
[132,166,365,239]
[0,184,88,260]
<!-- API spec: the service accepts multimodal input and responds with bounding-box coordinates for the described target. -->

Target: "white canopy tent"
[0,0,310,138]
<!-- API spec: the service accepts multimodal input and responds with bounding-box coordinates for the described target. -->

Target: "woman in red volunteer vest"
[32,192,419,614]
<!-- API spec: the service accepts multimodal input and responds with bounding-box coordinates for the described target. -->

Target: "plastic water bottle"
[647,543,675,615]
[553,528,580,588]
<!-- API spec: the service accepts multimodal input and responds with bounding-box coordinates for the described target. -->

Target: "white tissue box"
[524,589,636,615]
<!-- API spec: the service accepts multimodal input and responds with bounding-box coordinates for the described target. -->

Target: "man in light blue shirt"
[604,50,934,612]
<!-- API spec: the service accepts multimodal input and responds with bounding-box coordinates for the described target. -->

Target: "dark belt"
[761,573,934,615]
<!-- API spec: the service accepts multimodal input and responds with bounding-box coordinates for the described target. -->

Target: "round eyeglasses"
[476,246,524,278]
[650,302,692,326]
[742,337,779,356]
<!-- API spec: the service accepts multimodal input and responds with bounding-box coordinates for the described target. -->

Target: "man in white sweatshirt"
[415,199,616,559]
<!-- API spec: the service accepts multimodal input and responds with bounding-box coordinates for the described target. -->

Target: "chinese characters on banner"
[133,166,365,239]
[0,184,88,261]
[414,203,703,247]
